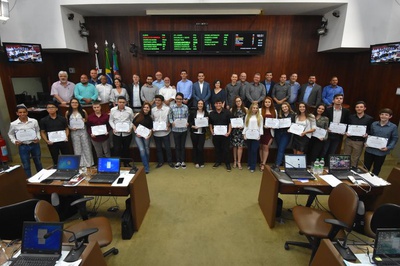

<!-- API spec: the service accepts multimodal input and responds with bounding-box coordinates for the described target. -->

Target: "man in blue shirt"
[74,74,98,104]
[152,71,165,89]
[286,73,300,110]
[322,76,344,106]
[364,108,398,175]
[177,70,193,107]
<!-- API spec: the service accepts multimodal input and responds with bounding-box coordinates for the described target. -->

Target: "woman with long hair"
[230,96,247,169]
[291,102,316,154]
[259,96,276,171]
[110,78,129,106]
[307,103,329,164]
[133,103,153,174]
[188,100,209,168]
[243,103,263,173]
[65,98,94,167]
[274,102,295,168]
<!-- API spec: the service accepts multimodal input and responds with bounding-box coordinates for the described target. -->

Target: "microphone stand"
[64,228,98,262]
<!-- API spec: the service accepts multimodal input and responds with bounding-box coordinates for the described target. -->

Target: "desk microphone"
[120,157,138,174]
[358,160,375,176]
[44,228,98,262]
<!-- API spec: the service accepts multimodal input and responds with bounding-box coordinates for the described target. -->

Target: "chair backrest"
[328,183,359,231]
[370,203,400,234]
[0,199,39,240]
[34,200,61,222]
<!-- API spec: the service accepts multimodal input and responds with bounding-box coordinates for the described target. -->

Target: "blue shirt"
[265,81,272,94]
[74,83,98,104]
[286,81,300,104]
[366,121,398,156]
[302,85,313,103]
[177,79,193,99]
[322,85,344,105]
[152,80,165,90]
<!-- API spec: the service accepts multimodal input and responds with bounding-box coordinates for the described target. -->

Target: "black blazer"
[298,83,322,107]
[127,82,143,108]
[325,106,350,124]
[261,80,275,97]
[188,109,209,134]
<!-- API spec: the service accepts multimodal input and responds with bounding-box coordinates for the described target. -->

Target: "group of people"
[8,69,398,177]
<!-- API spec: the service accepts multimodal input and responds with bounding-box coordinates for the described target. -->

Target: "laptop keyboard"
[11,256,58,266]
[89,174,119,183]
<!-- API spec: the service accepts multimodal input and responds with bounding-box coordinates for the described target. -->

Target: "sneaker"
[250,170,255,173]
[213,163,221,169]
[174,162,181,169]
[181,162,187,169]
[168,163,174,168]
[195,164,200,168]
[226,163,231,172]
[200,164,205,168]
[156,163,163,168]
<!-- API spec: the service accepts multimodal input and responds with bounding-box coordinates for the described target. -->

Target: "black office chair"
[0,199,39,240]
[364,203,400,238]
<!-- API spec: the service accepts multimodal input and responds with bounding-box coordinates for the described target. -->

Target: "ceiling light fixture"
[146,9,262,16]
[0,0,10,21]
[317,18,328,36]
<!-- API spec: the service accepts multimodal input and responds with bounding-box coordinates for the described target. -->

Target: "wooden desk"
[258,165,384,229]
[26,166,150,232]
[0,167,32,207]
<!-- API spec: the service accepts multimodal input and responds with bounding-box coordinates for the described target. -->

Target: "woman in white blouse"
[243,103,264,173]
[291,102,316,155]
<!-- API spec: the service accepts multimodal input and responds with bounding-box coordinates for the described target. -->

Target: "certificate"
[265,118,279,128]
[48,130,67,143]
[347,125,367,137]
[288,123,305,136]
[245,129,260,140]
[366,136,388,149]
[174,118,187,128]
[230,118,244,128]
[312,127,327,139]
[329,122,347,134]
[279,118,292,128]
[91,125,107,136]
[153,121,167,131]
[15,129,36,142]
[214,125,227,135]
[115,122,131,132]
[69,118,84,129]
[195,117,208,128]
[136,124,151,138]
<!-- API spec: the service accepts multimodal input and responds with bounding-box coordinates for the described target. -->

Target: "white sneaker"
[174,162,181,169]
[181,162,187,169]
[195,164,200,168]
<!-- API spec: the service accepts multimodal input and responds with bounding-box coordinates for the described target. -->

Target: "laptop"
[47,155,81,181]
[10,222,63,266]
[328,155,353,180]
[373,228,400,265]
[89,157,121,184]
[284,154,314,179]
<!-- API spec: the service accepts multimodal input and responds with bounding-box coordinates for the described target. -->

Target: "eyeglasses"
[46,107,56,109]
[175,98,183,101]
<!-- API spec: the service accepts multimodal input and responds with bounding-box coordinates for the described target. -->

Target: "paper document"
[355,172,390,187]
[111,170,135,187]
[319,174,342,187]
[28,169,57,183]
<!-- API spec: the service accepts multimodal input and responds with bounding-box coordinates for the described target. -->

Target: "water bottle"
[313,159,320,175]
[319,158,325,174]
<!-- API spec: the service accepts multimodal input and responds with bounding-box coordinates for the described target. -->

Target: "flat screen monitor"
[3,42,43,63]
[370,41,400,64]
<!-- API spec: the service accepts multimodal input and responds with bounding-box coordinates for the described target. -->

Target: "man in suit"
[192,71,211,110]
[261,71,275,97]
[298,75,322,108]
[323,93,350,161]
[127,73,142,113]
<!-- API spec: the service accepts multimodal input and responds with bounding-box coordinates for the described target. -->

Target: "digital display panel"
[140,31,266,55]
[3,43,43,63]
[370,42,400,65]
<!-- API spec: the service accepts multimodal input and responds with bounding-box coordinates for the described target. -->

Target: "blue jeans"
[246,139,260,171]
[275,129,291,166]
[153,133,172,164]
[135,135,150,172]
[19,143,43,177]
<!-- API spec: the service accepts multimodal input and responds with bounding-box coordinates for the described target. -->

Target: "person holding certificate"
[209,99,232,171]
[86,102,112,158]
[133,103,153,174]
[109,96,134,167]
[363,108,398,175]
[307,104,329,164]
[40,101,71,166]
[243,103,263,173]
[169,93,189,169]
[291,102,316,154]
[188,100,209,168]
[65,98,93,167]
[230,96,247,170]
[343,101,373,169]
[274,102,295,168]
[259,96,276,171]
[8,104,43,177]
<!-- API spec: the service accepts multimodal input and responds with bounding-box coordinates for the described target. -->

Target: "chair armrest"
[71,197,94,220]
[325,218,350,239]
[304,187,324,194]
[71,197,94,207]
[304,187,324,207]
[68,228,99,243]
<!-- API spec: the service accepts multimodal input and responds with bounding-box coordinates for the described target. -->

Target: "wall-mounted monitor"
[370,42,400,65]
[140,31,266,55]
[3,42,43,63]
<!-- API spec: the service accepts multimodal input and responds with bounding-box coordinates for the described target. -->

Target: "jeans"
[190,132,205,165]
[153,134,172,164]
[322,133,343,161]
[135,135,150,172]
[19,143,43,177]
[173,131,187,163]
[364,151,386,176]
[246,139,260,170]
[274,129,291,166]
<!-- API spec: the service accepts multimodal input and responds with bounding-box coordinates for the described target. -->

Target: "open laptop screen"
[97,157,120,174]
[329,155,351,171]
[21,222,63,256]
[284,154,307,169]
[374,228,400,260]
[57,155,80,171]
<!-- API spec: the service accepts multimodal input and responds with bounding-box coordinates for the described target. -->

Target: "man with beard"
[298,75,322,108]
[140,75,159,107]
[74,74,98,104]
[50,71,75,105]
[245,73,266,108]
